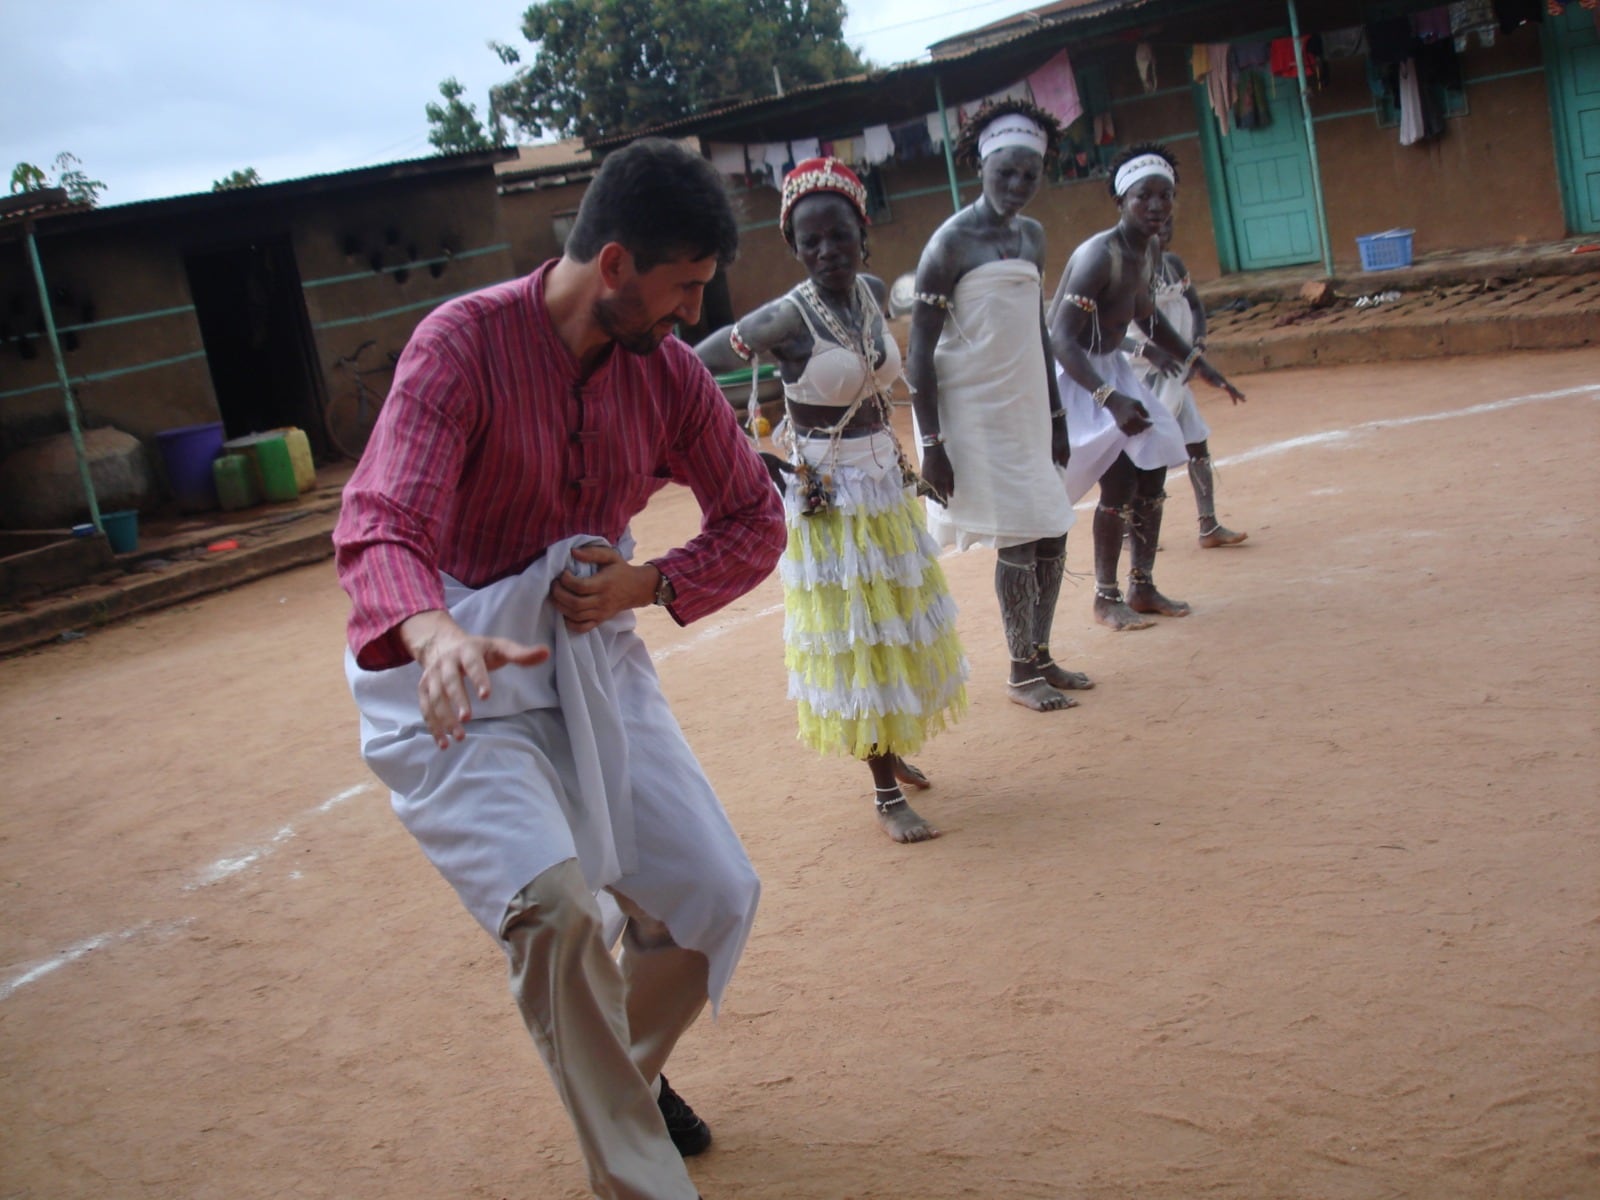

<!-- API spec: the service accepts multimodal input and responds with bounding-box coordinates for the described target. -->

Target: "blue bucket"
[101,509,139,554]
[155,421,225,512]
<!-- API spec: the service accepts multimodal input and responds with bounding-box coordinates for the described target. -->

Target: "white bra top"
[780,288,901,409]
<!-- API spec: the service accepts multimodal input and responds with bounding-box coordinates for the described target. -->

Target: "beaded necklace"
[783,277,927,514]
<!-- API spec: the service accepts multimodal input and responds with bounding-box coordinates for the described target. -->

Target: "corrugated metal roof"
[13,148,516,239]
[585,0,1162,149]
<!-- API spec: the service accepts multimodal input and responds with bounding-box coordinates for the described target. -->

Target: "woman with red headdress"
[698,157,967,845]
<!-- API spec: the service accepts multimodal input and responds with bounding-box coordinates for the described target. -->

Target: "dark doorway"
[184,237,326,443]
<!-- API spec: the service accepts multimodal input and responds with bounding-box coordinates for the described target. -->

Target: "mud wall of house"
[499,179,590,277]
[0,228,215,455]
[1305,24,1563,266]
[293,172,515,408]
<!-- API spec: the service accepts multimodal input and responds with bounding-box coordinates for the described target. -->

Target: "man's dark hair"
[565,138,739,271]
[1106,141,1180,198]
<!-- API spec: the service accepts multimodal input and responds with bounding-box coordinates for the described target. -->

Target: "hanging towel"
[1027,49,1084,126]
[1205,43,1235,131]
[706,142,748,178]
[862,124,894,165]
[1135,43,1157,92]
[790,137,821,162]
[1270,36,1313,77]
[762,141,792,185]
[1094,111,1117,145]
[1191,43,1211,79]
[1398,59,1426,144]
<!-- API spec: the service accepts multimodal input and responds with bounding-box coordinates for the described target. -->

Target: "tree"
[487,0,866,141]
[426,77,505,154]
[9,153,106,206]
[212,167,263,190]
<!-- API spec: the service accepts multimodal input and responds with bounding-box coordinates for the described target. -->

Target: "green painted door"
[1545,5,1600,233]
[1215,75,1322,269]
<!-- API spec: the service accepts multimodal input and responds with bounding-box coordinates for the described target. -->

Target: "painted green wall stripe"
[0,349,209,400]
[301,242,511,289]
[15,302,198,341]
[312,286,491,330]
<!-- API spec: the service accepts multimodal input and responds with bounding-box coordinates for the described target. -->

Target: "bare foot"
[874,794,940,843]
[892,756,932,790]
[1033,657,1095,691]
[1126,579,1192,617]
[1094,592,1157,631]
[1007,677,1079,711]
[1199,521,1248,548]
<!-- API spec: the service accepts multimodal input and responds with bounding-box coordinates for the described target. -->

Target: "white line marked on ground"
[1,784,376,1001]
[0,919,194,1002]
[651,602,786,663]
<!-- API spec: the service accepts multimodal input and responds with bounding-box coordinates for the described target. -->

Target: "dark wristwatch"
[652,565,676,608]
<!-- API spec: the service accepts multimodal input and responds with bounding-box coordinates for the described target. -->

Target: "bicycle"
[324,339,399,461]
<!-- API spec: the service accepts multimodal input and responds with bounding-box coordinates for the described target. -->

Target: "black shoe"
[657,1075,712,1157]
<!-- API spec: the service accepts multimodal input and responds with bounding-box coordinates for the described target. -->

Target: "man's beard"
[594,288,670,356]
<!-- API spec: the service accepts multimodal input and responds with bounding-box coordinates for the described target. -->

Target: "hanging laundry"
[790,137,821,163]
[1411,6,1454,40]
[1191,44,1211,80]
[1449,0,1496,30]
[818,140,834,158]
[1234,40,1271,70]
[1205,43,1235,132]
[890,120,933,161]
[1367,58,1399,104]
[1270,36,1315,78]
[1416,37,1464,91]
[1322,26,1367,57]
[986,81,1031,106]
[1093,111,1117,146]
[1135,43,1158,92]
[762,142,792,185]
[1027,48,1084,126]
[706,142,748,178]
[1234,70,1271,130]
[862,125,895,165]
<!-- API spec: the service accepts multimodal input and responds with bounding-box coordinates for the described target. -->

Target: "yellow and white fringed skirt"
[781,428,968,759]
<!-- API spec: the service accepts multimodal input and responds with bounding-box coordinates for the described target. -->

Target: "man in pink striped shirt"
[335,139,784,1200]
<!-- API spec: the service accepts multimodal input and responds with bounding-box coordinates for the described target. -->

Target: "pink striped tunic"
[335,262,786,670]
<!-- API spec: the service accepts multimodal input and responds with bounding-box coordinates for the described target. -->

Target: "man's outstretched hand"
[400,610,549,750]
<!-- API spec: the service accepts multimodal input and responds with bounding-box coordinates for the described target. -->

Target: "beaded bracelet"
[1091,383,1115,408]
[728,325,754,362]
[914,292,951,309]
[1060,293,1097,314]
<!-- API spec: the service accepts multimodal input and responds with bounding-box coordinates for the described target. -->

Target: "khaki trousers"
[502,857,708,1200]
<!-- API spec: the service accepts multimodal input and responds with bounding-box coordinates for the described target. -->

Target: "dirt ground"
[3,351,1597,1200]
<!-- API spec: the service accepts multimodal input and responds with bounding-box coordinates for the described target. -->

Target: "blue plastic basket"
[1356,228,1415,272]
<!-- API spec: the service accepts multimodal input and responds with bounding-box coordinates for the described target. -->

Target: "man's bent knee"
[500,858,602,949]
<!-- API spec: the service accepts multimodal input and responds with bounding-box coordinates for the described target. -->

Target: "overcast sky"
[1,0,1038,206]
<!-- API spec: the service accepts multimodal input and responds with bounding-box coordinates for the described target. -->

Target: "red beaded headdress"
[779,157,870,241]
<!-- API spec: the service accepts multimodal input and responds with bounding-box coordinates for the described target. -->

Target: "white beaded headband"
[1114,154,1176,197]
[978,114,1048,161]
